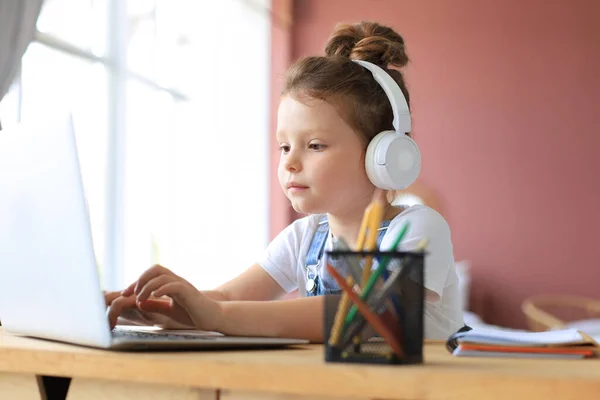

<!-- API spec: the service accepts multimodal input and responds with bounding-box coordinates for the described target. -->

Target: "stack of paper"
[449,328,599,359]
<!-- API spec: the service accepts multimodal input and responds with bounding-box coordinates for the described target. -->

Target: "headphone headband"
[352,60,411,133]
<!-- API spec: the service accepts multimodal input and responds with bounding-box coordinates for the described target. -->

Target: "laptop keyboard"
[111,329,214,341]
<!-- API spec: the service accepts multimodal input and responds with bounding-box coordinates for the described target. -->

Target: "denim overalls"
[304,215,391,297]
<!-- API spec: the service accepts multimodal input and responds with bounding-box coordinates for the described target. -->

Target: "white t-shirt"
[259,205,464,340]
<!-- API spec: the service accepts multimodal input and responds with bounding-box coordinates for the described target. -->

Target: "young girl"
[106,21,463,341]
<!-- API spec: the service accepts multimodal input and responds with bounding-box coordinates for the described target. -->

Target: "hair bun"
[324,21,409,69]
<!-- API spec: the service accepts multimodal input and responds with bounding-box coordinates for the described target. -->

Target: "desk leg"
[66,378,217,400]
[0,372,45,399]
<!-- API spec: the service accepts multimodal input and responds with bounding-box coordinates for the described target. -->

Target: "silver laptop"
[0,115,308,350]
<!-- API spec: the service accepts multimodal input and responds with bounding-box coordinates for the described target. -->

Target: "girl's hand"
[108,265,223,331]
[105,290,185,328]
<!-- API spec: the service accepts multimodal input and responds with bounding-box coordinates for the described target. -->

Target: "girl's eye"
[309,143,326,151]
[279,144,290,153]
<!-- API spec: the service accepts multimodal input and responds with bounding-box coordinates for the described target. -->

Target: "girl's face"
[276,95,375,216]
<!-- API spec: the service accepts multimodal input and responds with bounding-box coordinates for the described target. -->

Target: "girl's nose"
[284,151,302,172]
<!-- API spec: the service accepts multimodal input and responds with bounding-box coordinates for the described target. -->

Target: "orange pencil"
[326,263,404,358]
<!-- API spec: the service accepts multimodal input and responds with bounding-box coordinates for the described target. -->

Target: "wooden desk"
[1,328,600,400]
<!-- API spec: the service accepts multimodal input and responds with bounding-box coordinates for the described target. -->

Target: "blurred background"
[0,0,598,330]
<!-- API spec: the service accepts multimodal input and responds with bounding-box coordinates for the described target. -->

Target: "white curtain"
[0,0,44,129]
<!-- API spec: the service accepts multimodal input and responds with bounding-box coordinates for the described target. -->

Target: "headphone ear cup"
[365,131,421,190]
[365,131,389,188]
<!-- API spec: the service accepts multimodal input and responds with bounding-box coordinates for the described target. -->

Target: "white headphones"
[353,60,421,190]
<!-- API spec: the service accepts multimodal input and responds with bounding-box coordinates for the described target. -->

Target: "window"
[0,0,271,291]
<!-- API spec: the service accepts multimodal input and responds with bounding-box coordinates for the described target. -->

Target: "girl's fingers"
[138,298,194,327]
[107,295,137,329]
[121,281,137,297]
[133,264,177,295]
[137,298,172,313]
[104,291,122,306]
[151,281,205,324]
[136,274,178,303]
[118,307,155,325]
[108,266,198,330]
[151,281,192,302]
[151,281,199,314]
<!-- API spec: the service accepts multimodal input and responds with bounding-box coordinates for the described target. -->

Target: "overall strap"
[305,215,330,269]
[306,216,392,269]
[375,220,391,249]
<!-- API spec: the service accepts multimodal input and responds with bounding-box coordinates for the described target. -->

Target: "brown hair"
[282,21,411,145]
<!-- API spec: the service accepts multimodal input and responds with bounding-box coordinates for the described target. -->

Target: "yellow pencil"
[354,204,371,251]
[328,275,354,347]
[358,190,386,287]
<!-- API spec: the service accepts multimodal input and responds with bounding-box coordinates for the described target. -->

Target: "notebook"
[447,328,599,359]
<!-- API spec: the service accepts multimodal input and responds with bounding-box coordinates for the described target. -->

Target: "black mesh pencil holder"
[323,250,424,365]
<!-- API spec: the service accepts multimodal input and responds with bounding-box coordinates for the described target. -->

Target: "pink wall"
[286,0,600,327]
